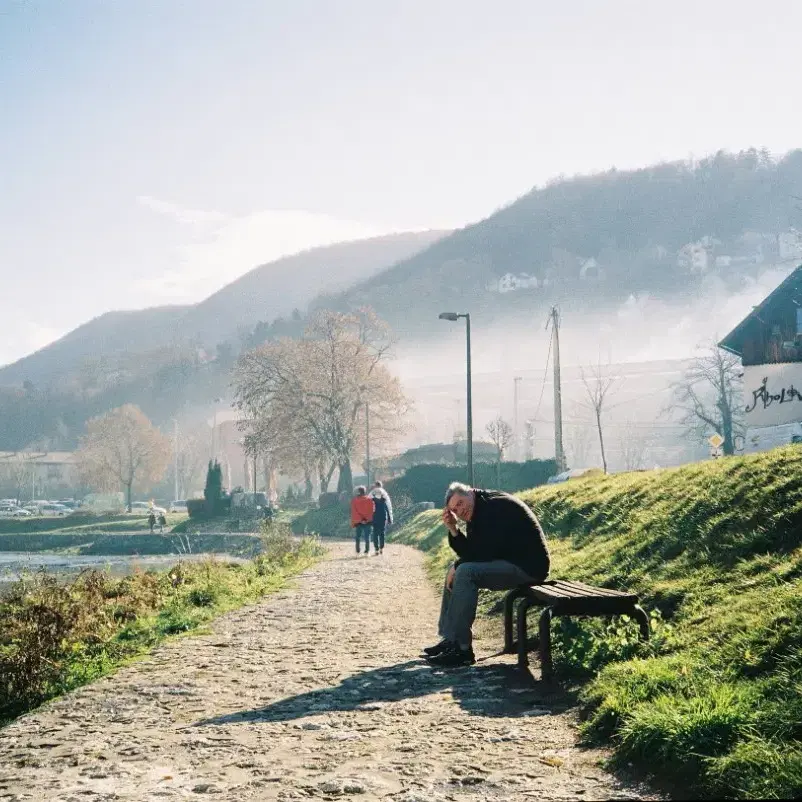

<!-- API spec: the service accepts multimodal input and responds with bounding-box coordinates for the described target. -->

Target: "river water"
[0,552,246,590]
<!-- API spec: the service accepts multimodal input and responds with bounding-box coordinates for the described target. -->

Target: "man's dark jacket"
[448,490,550,580]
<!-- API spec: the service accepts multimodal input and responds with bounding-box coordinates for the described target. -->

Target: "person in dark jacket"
[369,481,393,555]
[424,481,550,667]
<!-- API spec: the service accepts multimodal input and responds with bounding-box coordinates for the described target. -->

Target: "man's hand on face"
[446,563,456,591]
[442,507,459,535]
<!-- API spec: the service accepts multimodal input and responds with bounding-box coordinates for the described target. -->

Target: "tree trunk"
[496,448,501,488]
[720,402,735,455]
[318,461,335,495]
[126,482,133,513]
[304,470,313,500]
[596,410,608,474]
[337,459,353,494]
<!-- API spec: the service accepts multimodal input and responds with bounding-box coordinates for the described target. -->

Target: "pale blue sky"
[2,0,801,365]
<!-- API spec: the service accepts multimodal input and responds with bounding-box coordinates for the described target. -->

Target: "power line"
[531,321,554,423]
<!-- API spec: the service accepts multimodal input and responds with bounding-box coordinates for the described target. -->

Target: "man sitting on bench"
[424,482,551,667]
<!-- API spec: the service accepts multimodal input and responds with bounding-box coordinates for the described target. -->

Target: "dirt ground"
[0,542,663,801]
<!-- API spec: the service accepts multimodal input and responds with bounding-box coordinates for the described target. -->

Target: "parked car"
[0,506,31,517]
[130,501,151,512]
[546,468,598,484]
[169,500,188,513]
[39,503,71,517]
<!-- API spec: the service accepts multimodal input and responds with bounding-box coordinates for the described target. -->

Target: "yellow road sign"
[708,433,724,449]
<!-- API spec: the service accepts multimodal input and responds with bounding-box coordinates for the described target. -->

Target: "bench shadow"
[194,657,577,728]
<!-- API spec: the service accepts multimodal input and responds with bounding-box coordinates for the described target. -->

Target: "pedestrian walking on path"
[350,485,375,555]
[369,480,393,555]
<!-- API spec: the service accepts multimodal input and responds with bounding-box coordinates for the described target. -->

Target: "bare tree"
[485,416,513,487]
[566,423,594,469]
[234,308,410,495]
[579,362,620,474]
[76,405,171,511]
[172,427,206,499]
[667,343,743,455]
[618,419,652,471]
[0,452,36,502]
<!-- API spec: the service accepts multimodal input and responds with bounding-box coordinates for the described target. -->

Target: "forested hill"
[319,149,802,333]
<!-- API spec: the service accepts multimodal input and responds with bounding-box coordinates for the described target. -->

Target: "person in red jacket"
[350,486,375,556]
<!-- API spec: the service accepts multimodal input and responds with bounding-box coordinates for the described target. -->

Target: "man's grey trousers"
[438,560,537,649]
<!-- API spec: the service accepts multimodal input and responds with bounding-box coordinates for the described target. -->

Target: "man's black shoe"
[427,644,476,668]
[422,639,451,658]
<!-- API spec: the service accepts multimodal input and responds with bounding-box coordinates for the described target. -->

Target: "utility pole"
[550,306,566,472]
[173,419,179,501]
[253,453,257,494]
[465,314,473,486]
[513,376,522,460]
[365,401,370,488]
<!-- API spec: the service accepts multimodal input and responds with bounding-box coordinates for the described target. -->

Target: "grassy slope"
[388,448,802,800]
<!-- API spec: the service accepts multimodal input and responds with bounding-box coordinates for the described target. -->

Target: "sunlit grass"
[389,446,802,799]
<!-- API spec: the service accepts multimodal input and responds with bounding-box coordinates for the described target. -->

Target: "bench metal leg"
[633,605,650,642]
[503,588,529,653]
[538,607,554,680]
[516,597,537,668]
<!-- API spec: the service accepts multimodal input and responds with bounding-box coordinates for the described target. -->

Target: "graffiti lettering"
[745,377,802,414]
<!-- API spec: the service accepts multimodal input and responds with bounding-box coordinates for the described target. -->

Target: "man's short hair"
[374,480,383,488]
[444,481,473,506]
[356,485,367,495]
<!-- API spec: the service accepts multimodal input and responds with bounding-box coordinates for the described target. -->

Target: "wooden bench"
[502,580,650,680]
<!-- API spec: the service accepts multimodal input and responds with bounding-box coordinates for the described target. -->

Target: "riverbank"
[0,531,264,556]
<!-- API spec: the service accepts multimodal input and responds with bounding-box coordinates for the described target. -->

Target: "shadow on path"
[195,658,577,728]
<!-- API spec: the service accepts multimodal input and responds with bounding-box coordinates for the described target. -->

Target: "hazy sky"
[2,0,801,366]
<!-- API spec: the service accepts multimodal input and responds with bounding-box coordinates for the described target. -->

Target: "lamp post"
[209,397,222,462]
[439,312,473,486]
[365,401,370,488]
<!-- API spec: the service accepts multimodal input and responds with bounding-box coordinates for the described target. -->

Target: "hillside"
[389,448,802,799]
[0,231,447,389]
[0,305,190,388]
[181,230,448,346]
[322,149,802,334]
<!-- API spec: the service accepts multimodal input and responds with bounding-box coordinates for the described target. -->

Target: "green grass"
[0,512,188,535]
[388,446,802,799]
[0,522,325,725]
[291,504,352,538]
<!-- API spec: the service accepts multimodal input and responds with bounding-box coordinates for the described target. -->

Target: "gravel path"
[0,542,662,801]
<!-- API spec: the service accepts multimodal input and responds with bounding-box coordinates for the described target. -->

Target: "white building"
[486,272,540,293]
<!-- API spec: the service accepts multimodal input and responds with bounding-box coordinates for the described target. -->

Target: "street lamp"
[439,311,473,486]
[209,397,222,462]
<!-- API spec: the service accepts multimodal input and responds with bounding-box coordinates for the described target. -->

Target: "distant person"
[350,486,375,556]
[369,481,393,555]
[424,482,550,668]
[158,512,167,534]
[148,510,156,534]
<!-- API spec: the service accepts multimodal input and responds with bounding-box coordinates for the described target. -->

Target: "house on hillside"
[719,265,802,452]
[486,272,540,293]
[579,257,605,281]
[778,230,802,262]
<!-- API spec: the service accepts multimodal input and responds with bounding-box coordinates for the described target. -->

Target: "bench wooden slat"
[523,580,638,606]
[547,580,633,598]
[552,581,628,598]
